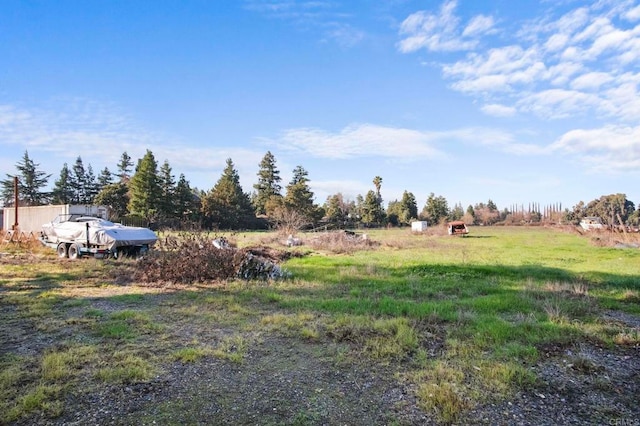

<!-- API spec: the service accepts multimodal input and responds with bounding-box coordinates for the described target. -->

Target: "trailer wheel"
[68,244,81,260]
[57,243,68,258]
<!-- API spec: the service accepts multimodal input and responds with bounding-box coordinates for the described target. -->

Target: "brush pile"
[308,230,378,254]
[133,234,290,284]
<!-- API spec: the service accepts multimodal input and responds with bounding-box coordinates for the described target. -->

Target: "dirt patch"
[45,336,429,426]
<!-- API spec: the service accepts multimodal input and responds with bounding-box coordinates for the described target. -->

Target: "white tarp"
[42,216,157,250]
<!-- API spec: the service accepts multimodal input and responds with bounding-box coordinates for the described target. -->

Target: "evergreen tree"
[98,167,114,188]
[117,151,134,182]
[285,166,312,212]
[386,200,402,226]
[449,202,464,221]
[128,150,161,220]
[422,193,449,224]
[95,183,129,219]
[158,160,176,219]
[400,191,418,223]
[70,157,86,204]
[284,166,319,223]
[0,151,51,206]
[85,164,99,203]
[360,190,385,226]
[253,151,282,216]
[324,193,354,226]
[201,158,254,229]
[51,163,74,204]
[174,173,199,223]
[386,191,418,226]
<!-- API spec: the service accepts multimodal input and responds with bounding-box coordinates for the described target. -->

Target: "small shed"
[411,221,428,232]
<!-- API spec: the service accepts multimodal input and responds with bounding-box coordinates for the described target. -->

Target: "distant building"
[411,221,428,232]
[580,217,604,231]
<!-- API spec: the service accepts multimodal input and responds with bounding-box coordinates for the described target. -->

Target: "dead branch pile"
[308,230,378,254]
[133,234,290,284]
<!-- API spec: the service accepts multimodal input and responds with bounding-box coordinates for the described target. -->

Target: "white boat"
[41,214,157,258]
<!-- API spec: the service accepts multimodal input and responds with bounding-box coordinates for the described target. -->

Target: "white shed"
[411,221,428,232]
[2,205,109,233]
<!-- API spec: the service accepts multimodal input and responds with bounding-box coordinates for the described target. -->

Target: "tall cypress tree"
[128,150,161,220]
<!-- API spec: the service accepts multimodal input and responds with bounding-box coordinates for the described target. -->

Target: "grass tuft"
[172,347,209,363]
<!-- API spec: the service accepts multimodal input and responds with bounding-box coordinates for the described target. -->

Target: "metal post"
[13,176,19,230]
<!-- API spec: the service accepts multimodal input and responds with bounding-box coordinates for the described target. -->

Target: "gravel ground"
[15,331,638,426]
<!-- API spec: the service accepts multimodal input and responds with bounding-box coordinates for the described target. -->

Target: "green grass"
[1,226,638,424]
[95,352,155,383]
[172,347,210,363]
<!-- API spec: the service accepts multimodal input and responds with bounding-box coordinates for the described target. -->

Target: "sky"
[1,0,639,211]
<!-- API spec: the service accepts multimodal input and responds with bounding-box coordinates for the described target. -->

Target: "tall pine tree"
[128,150,161,220]
[253,151,282,216]
[174,173,199,223]
[51,163,74,204]
[201,158,254,229]
[0,151,51,206]
[158,160,176,219]
[284,166,320,225]
[117,151,134,183]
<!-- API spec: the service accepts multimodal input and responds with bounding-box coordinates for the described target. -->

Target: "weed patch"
[211,335,248,363]
[96,352,155,383]
[172,347,210,363]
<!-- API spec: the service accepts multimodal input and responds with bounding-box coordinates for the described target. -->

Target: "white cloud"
[397,0,492,53]
[443,45,545,93]
[270,123,545,159]
[481,103,516,117]
[447,127,546,155]
[517,89,605,119]
[244,0,366,48]
[401,1,640,124]
[274,123,443,159]
[545,33,570,52]
[551,125,640,172]
[570,71,614,90]
[0,99,264,182]
[322,23,365,48]
[546,61,584,85]
[625,5,640,21]
[462,15,495,37]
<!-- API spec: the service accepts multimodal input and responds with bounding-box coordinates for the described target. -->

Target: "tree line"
[2,150,639,230]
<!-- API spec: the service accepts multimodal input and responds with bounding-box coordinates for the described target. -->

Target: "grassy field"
[0,226,638,424]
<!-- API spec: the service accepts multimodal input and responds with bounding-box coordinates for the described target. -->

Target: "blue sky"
[1,0,639,211]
